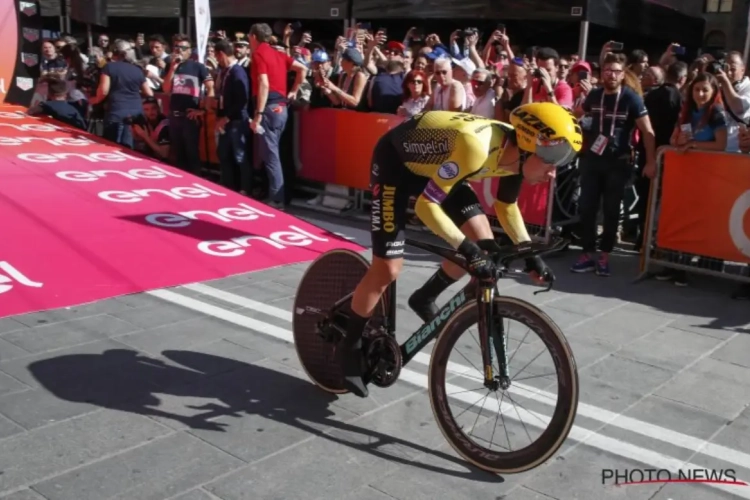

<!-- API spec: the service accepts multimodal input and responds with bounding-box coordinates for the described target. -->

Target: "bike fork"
[477,286,511,391]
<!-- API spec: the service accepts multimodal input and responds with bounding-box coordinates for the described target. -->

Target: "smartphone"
[496,23,506,33]
[359,22,372,29]
[610,42,624,51]
[379,28,388,36]
[673,46,686,55]
[680,123,693,137]
[578,70,589,80]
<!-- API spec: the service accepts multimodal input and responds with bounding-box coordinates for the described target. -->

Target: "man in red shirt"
[525,47,574,109]
[248,23,307,209]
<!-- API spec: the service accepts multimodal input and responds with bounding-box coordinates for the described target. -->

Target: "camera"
[706,60,725,75]
[533,68,543,78]
[463,27,478,37]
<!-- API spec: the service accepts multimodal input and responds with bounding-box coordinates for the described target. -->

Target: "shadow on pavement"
[28,348,503,483]
[293,209,750,334]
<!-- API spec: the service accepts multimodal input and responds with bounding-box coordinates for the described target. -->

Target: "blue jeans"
[218,119,251,193]
[169,115,202,175]
[255,104,288,204]
[103,120,134,149]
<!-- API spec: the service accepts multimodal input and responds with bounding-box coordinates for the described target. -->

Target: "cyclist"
[340,102,583,397]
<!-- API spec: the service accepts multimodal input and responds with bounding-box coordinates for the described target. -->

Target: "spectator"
[58,44,88,114]
[427,57,465,111]
[558,55,570,82]
[670,72,727,152]
[451,57,477,109]
[641,66,664,93]
[498,58,527,121]
[248,22,307,209]
[40,40,66,74]
[572,52,657,276]
[633,61,687,252]
[89,40,153,148]
[413,54,428,72]
[234,36,250,69]
[308,50,338,109]
[132,97,170,161]
[367,40,407,114]
[397,69,429,117]
[213,38,251,195]
[28,76,87,130]
[628,49,649,78]
[714,51,750,152]
[526,47,573,108]
[162,34,214,176]
[323,47,368,110]
[468,68,499,119]
[97,34,110,50]
[568,60,592,109]
[148,35,171,77]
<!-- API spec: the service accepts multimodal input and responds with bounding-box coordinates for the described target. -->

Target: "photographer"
[709,51,750,152]
[89,40,153,148]
[524,47,573,108]
[132,97,170,161]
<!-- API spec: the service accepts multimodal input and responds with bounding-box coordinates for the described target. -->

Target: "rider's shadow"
[28,349,503,483]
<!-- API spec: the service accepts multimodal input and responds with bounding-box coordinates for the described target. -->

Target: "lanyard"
[218,61,236,97]
[599,88,621,137]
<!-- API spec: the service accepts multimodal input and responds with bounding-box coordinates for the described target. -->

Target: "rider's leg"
[409,183,493,322]
[339,147,412,398]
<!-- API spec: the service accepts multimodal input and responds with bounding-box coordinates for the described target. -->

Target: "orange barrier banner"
[656,150,750,263]
[297,108,402,190]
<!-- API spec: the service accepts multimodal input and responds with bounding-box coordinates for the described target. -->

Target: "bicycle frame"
[389,238,511,384]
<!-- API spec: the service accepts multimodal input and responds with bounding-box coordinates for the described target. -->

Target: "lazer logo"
[0,262,43,295]
[512,109,556,137]
[371,184,396,232]
[404,290,467,354]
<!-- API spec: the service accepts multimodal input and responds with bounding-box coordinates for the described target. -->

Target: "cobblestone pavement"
[0,210,748,500]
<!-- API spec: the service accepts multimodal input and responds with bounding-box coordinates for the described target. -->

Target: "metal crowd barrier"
[638,146,750,283]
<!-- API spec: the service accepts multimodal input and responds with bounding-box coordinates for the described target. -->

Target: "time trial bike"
[292,237,579,474]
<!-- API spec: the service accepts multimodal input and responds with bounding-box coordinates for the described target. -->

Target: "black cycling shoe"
[337,337,369,398]
[408,290,439,324]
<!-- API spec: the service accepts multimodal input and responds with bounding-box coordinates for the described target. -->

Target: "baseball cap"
[311,50,329,63]
[451,57,476,74]
[385,41,405,54]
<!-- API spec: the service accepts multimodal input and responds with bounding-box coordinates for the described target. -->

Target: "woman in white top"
[397,69,430,117]
[426,57,466,111]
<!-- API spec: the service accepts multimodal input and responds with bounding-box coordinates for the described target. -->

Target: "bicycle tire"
[428,296,578,474]
[292,249,387,394]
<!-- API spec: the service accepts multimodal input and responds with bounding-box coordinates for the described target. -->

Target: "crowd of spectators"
[27,23,750,300]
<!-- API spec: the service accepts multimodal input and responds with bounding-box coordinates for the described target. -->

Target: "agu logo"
[438,161,459,180]
[729,189,750,258]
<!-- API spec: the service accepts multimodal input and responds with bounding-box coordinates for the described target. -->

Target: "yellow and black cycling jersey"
[380,110,527,250]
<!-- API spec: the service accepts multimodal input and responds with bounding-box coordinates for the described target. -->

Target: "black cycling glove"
[458,238,496,280]
[525,255,555,283]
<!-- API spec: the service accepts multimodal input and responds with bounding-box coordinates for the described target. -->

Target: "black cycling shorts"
[369,137,485,259]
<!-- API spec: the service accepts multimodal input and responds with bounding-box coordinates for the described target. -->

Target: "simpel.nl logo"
[602,468,748,488]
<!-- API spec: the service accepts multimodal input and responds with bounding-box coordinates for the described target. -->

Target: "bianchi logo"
[0,261,43,295]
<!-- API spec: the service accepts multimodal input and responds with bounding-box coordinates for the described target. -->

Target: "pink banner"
[0,107,361,318]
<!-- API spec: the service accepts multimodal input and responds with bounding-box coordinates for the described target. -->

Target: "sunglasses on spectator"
[176,45,191,50]
[471,78,486,84]
[560,64,569,69]
[409,79,424,84]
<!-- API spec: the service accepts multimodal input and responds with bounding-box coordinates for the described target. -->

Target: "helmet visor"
[536,137,578,167]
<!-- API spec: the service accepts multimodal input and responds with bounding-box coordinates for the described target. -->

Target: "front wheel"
[428,296,578,474]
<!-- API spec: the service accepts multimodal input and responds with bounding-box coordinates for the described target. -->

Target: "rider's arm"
[414,135,485,249]
[494,200,531,244]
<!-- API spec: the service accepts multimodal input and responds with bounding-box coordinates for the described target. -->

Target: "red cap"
[386,41,405,53]
[571,61,591,73]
